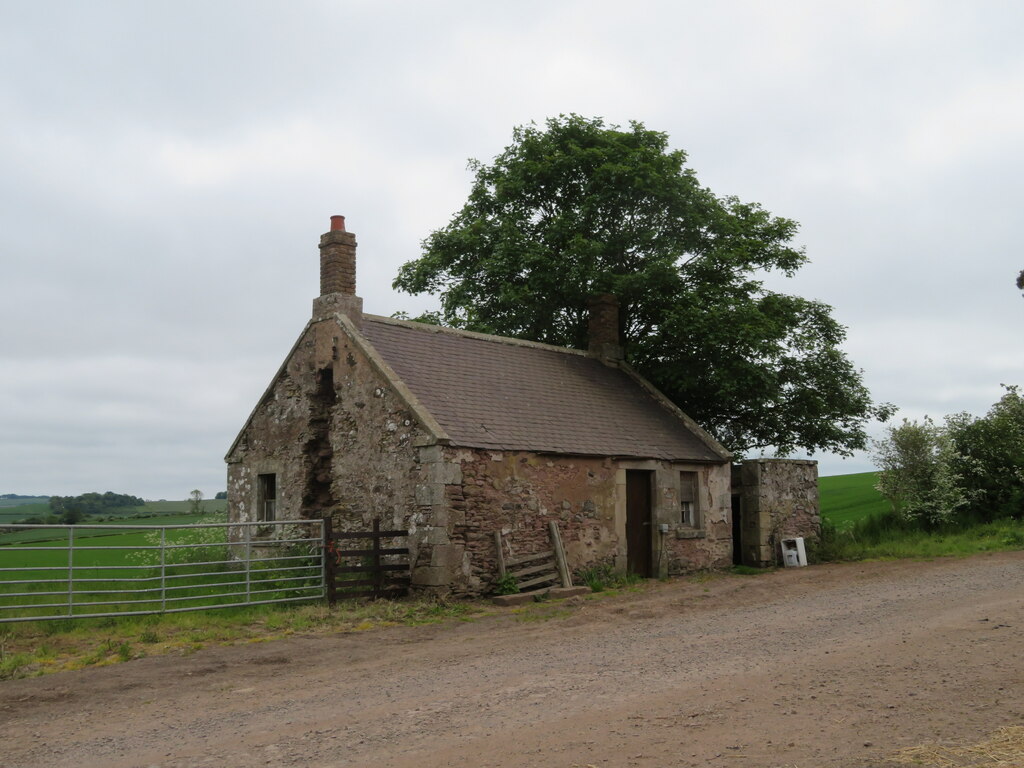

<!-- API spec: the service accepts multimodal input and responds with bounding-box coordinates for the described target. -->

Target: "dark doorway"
[731,494,743,565]
[626,470,653,577]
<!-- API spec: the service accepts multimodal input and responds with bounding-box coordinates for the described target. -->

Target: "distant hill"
[0,495,50,508]
[819,472,889,529]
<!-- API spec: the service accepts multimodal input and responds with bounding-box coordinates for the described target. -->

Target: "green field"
[0,511,226,547]
[819,471,889,530]
[0,504,51,523]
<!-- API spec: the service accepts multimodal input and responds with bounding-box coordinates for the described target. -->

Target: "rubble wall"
[226,317,431,557]
[434,450,732,595]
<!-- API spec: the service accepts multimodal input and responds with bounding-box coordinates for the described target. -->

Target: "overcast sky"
[1,1,1021,500]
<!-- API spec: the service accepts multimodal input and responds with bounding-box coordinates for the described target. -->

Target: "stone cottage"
[226,217,782,595]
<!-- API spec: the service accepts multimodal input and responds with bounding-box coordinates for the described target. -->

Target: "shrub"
[872,417,972,528]
[493,573,519,595]
[805,520,845,563]
[129,514,229,568]
[947,386,1024,522]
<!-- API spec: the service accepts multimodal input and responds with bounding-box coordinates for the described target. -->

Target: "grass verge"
[0,597,491,680]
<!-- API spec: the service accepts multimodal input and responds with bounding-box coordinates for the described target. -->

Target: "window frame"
[256,473,277,523]
[679,470,701,528]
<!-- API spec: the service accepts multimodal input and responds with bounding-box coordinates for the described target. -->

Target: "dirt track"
[2,552,1023,768]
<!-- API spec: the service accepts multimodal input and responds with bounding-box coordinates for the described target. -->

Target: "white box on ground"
[780,537,807,567]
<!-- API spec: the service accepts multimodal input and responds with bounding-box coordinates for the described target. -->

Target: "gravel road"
[2,551,1022,768]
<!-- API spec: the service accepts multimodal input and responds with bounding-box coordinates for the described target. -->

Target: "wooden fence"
[323,518,410,602]
[494,521,573,592]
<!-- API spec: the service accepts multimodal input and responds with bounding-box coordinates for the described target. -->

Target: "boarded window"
[257,473,277,522]
[680,471,700,527]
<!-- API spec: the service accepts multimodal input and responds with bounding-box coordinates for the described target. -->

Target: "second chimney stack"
[588,293,624,363]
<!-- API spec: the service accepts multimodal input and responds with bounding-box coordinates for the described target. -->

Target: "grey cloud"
[1,1,1022,494]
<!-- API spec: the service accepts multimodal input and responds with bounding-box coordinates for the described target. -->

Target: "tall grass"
[811,511,1024,563]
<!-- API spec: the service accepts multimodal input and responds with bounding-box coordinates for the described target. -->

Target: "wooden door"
[626,470,653,577]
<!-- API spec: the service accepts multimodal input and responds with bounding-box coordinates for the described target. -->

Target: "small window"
[257,473,277,522]
[680,471,700,527]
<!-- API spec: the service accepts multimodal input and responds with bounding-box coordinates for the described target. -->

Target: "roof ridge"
[363,314,592,357]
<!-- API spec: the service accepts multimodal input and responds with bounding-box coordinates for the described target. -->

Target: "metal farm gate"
[0,516,415,623]
[0,519,326,623]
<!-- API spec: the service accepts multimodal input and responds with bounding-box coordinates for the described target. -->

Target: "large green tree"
[394,115,891,456]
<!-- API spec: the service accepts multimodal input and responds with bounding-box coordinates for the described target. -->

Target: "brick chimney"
[312,215,363,326]
[587,293,624,364]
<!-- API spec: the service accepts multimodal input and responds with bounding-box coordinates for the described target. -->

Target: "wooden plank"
[494,531,506,578]
[517,572,559,590]
[331,529,408,540]
[549,520,573,588]
[336,563,410,573]
[508,561,558,579]
[334,547,409,557]
[505,550,554,567]
[334,577,411,588]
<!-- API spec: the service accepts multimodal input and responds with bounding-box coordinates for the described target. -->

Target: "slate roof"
[360,316,726,462]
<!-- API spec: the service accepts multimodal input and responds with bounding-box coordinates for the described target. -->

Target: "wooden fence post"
[493,530,506,578]
[371,518,382,599]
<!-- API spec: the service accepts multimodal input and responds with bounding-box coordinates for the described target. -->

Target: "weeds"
[0,652,33,679]
[577,563,641,592]
[493,573,519,595]
[42,619,75,636]
[0,627,11,660]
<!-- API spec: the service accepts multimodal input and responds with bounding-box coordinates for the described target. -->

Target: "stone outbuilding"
[731,459,821,567]
[225,217,753,595]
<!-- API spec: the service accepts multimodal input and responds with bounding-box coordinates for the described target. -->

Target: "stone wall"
[443,450,619,595]
[732,459,820,567]
[422,450,733,594]
[661,462,733,574]
[226,315,432,563]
